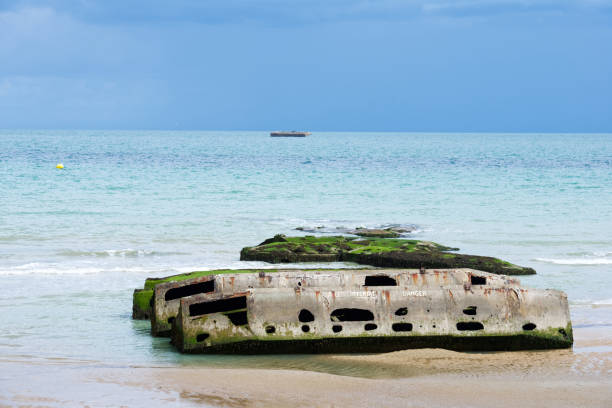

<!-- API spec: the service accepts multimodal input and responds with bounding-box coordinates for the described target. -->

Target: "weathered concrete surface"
[240,235,536,275]
[151,268,520,336]
[132,269,271,320]
[172,272,571,354]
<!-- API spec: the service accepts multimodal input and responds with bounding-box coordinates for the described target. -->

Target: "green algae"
[132,289,153,319]
[240,235,535,276]
[144,269,277,290]
[136,268,357,321]
[178,314,573,353]
[134,269,278,320]
[180,329,573,354]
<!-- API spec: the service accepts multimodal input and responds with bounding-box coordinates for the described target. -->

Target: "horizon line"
[1,128,611,135]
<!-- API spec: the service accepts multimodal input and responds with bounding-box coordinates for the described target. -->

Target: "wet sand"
[119,327,612,408]
[3,326,611,407]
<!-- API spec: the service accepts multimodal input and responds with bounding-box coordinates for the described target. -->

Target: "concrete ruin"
[167,269,572,354]
[151,268,520,336]
[133,234,537,321]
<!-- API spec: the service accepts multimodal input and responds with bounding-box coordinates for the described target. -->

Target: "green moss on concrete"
[180,328,573,354]
[136,268,354,321]
[144,269,277,290]
[240,235,536,276]
[134,269,276,320]
[525,322,573,345]
[132,289,153,319]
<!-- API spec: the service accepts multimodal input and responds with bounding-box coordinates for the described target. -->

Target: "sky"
[0,0,611,132]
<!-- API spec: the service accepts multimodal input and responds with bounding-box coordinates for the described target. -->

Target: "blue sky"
[0,1,611,131]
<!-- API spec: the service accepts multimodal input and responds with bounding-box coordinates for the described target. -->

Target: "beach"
[1,130,611,406]
[4,325,611,407]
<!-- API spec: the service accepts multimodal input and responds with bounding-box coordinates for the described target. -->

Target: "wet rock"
[348,228,401,238]
[240,235,536,276]
[294,224,418,237]
[258,234,288,246]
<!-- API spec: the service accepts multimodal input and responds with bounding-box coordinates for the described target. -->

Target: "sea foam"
[534,257,612,265]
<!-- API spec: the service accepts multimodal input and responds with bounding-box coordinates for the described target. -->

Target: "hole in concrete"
[226,311,248,326]
[463,306,477,315]
[558,328,568,338]
[433,324,436,328]
[301,325,310,333]
[457,322,484,331]
[189,296,247,317]
[330,308,374,322]
[299,309,315,323]
[395,307,408,316]
[364,275,397,286]
[297,281,302,286]
[196,333,209,342]
[332,325,342,333]
[392,323,413,332]
[265,325,275,334]
[364,323,377,331]
[522,323,536,331]
[471,275,487,285]
[165,280,214,301]
[168,317,175,324]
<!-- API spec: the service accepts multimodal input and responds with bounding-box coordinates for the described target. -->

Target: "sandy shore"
[127,366,612,408]
[3,326,612,407]
[112,328,612,408]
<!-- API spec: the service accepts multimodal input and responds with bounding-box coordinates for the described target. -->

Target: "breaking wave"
[534,257,612,265]
[0,260,366,276]
[57,249,189,258]
[0,263,152,276]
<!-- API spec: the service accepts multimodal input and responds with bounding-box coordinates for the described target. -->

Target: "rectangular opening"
[364,275,397,286]
[462,306,477,315]
[392,323,413,332]
[226,311,248,326]
[189,296,247,317]
[165,280,215,301]
[470,275,487,285]
[330,308,374,322]
[456,321,484,331]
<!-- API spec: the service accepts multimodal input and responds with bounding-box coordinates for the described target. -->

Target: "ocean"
[1,130,611,404]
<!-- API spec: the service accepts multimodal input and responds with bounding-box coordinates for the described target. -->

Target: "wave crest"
[57,249,188,258]
[534,257,612,265]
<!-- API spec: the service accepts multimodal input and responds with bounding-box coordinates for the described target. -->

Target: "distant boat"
[270,131,311,137]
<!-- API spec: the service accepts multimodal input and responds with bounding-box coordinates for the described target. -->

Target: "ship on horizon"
[270,130,311,137]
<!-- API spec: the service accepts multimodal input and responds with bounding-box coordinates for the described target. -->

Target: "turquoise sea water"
[1,131,611,402]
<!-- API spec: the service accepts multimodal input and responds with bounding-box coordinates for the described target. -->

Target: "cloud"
[0,1,610,130]
[0,6,166,77]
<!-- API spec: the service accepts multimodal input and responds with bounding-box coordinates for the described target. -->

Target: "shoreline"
[2,325,611,407]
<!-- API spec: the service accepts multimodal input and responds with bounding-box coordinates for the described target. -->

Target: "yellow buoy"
[56,163,64,169]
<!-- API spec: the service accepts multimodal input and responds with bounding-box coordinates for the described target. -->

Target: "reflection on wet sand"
[2,327,611,407]
[93,326,612,407]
